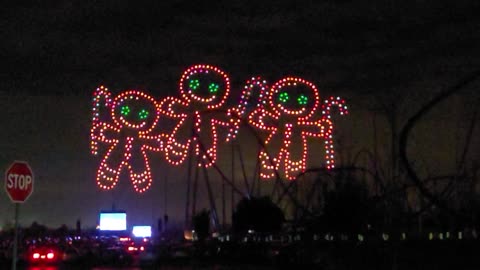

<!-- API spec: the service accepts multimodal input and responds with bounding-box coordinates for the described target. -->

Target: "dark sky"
[1,0,480,229]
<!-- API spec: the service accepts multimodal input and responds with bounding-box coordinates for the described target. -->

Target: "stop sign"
[5,161,34,203]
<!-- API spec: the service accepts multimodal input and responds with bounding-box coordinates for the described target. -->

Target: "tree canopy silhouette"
[193,209,210,241]
[232,196,285,234]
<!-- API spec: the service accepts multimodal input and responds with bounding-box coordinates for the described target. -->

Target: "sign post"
[5,161,34,270]
[12,204,19,270]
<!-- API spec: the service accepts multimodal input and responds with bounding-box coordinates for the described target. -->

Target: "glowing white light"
[132,225,152,237]
[99,213,127,231]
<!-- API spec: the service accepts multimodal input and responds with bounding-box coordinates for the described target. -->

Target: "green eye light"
[189,79,200,91]
[208,83,219,93]
[278,92,289,103]
[138,109,149,120]
[121,105,130,116]
[297,94,308,105]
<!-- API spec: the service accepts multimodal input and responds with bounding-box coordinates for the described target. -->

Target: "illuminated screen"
[99,212,127,231]
[132,226,152,237]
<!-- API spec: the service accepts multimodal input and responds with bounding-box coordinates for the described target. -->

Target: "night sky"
[1,0,480,229]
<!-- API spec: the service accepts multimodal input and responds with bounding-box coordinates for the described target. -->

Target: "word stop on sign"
[7,174,33,190]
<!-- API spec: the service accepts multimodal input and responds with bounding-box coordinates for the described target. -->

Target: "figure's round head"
[179,64,230,109]
[270,77,320,120]
[112,91,160,133]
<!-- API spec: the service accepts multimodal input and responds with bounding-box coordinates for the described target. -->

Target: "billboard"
[99,212,127,231]
[132,225,152,237]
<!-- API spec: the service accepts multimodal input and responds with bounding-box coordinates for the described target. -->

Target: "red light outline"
[227,76,269,141]
[248,77,348,179]
[160,64,231,167]
[91,87,164,193]
[90,69,349,192]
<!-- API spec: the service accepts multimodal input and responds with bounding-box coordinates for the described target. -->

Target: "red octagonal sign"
[5,161,34,203]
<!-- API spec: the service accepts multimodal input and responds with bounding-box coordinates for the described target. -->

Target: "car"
[26,245,61,265]
[125,242,146,255]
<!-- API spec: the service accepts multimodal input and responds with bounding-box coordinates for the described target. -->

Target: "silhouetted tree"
[321,178,371,233]
[53,224,69,238]
[193,209,210,241]
[76,219,81,234]
[24,221,47,238]
[232,196,285,234]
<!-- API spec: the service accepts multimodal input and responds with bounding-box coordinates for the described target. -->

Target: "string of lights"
[227,77,269,141]
[90,67,348,192]
[91,88,163,193]
[160,64,231,167]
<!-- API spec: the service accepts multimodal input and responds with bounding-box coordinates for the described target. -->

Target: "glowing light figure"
[91,85,113,155]
[248,77,348,180]
[321,96,348,168]
[90,86,164,192]
[159,64,231,167]
[226,77,270,141]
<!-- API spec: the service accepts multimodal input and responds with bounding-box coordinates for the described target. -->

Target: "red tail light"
[47,252,55,259]
[32,253,40,259]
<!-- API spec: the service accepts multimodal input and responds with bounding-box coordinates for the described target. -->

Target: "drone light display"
[90,88,164,192]
[226,76,269,141]
[90,65,349,192]
[248,77,348,180]
[159,64,232,167]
